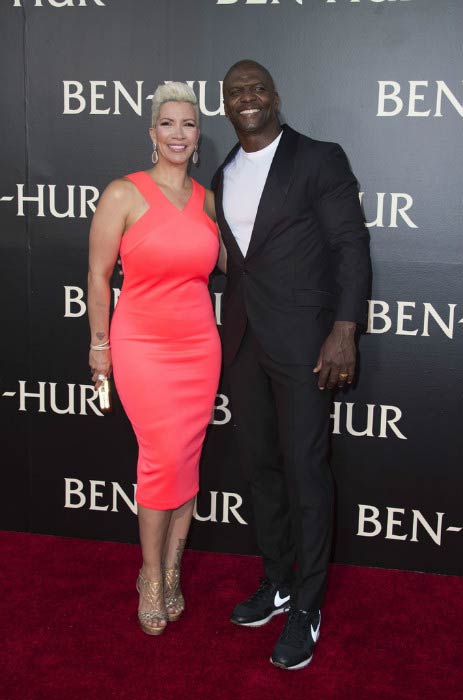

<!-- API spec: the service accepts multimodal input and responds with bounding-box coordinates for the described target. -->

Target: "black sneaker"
[230,577,291,627]
[270,608,321,670]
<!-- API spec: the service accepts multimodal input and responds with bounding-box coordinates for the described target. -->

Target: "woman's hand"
[89,348,112,389]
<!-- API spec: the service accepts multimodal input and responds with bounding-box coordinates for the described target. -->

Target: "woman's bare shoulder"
[103,177,138,201]
[96,177,141,216]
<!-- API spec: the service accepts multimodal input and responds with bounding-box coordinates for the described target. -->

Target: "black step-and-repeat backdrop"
[1,0,462,576]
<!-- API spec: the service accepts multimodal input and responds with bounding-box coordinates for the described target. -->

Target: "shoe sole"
[139,622,166,636]
[230,607,288,628]
[270,654,313,670]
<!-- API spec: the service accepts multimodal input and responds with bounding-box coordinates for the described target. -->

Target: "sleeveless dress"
[110,171,221,510]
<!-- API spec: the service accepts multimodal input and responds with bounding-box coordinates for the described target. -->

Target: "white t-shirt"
[223,131,283,256]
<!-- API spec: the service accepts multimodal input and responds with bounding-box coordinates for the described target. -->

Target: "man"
[212,60,371,670]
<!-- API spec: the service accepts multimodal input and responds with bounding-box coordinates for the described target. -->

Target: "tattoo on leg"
[96,332,106,340]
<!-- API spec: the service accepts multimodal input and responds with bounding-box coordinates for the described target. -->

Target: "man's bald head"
[223,60,276,92]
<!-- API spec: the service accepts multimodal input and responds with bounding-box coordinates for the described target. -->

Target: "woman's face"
[150,101,199,166]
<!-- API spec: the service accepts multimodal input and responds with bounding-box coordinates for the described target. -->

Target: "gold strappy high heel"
[136,570,168,636]
[163,566,185,622]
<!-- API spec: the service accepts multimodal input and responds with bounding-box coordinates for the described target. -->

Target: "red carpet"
[1,532,462,700]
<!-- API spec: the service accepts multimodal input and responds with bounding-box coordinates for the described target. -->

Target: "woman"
[87,82,226,636]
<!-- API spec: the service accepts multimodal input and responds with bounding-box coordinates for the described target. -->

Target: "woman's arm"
[88,179,131,388]
[216,228,227,275]
[204,188,227,274]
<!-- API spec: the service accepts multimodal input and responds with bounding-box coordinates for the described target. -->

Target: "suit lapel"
[245,124,299,261]
[214,142,245,264]
[214,125,300,265]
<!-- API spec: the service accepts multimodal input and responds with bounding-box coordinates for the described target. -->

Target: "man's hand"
[313,321,357,390]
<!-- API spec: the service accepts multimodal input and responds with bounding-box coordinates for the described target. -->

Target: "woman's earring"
[151,143,158,165]
[192,145,199,166]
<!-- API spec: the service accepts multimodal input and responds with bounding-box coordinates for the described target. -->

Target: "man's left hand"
[313,321,357,390]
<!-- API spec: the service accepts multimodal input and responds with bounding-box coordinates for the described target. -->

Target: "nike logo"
[274,591,290,607]
[311,615,321,643]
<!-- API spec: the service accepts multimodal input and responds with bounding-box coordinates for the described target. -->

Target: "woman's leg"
[163,496,195,617]
[138,504,171,632]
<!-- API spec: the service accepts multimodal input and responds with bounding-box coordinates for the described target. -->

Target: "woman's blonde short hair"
[151,82,200,127]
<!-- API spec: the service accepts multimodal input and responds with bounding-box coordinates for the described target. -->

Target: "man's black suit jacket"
[212,124,371,367]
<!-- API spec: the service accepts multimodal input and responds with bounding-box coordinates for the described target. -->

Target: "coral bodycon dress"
[110,171,221,510]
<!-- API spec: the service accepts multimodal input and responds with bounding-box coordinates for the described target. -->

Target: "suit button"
[242,270,248,276]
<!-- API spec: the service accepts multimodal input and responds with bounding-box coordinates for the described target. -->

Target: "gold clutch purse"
[98,378,112,413]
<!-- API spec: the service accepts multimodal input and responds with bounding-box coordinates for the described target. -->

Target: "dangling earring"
[192,144,199,167]
[151,143,158,165]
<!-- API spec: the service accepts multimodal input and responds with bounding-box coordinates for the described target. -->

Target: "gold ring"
[339,373,348,380]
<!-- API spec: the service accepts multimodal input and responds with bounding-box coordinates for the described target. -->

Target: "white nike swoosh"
[311,617,321,643]
[274,591,290,607]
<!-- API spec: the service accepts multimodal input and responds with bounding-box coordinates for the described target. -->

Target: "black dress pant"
[227,324,333,611]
